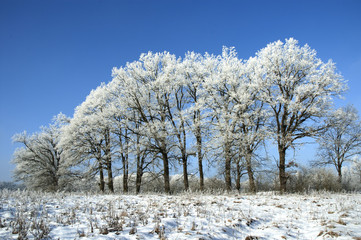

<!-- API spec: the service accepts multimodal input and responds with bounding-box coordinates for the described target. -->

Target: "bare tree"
[313,105,361,184]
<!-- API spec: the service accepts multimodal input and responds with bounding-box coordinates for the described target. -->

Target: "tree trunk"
[225,142,232,191]
[196,128,204,191]
[105,129,114,193]
[179,120,189,191]
[135,165,143,194]
[245,151,256,193]
[337,163,342,185]
[135,131,143,194]
[119,129,129,193]
[278,145,287,193]
[162,151,171,194]
[53,153,61,191]
[182,155,189,191]
[122,155,128,193]
[236,158,241,192]
[52,174,59,192]
[99,163,105,193]
[106,160,114,193]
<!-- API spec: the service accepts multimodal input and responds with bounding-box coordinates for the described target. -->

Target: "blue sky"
[1,0,360,181]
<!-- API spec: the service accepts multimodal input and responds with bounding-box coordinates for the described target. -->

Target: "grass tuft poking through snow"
[0,189,360,239]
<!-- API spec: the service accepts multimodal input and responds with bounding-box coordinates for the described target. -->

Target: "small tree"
[12,113,70,191]
[314,105,361,184]
[351,157,361,185]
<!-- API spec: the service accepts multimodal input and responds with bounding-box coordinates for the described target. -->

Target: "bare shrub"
[10,210,29,240]
[30,218,51,240]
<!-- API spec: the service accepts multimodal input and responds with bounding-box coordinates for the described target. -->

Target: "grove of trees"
[12,38,361,193]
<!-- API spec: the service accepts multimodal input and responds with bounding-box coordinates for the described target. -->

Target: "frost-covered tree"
[12,113,70,191]
[203,47,268,192]
[102,91,131,193]
[107,78,156,194]
[60,84,116,192]
[202,48,242,191]
[314,105,361,183]
[167,76,192,190]
[179,51,212,191]
[351,157,361,184]
[230,54,269,193]
[111,52,178,193]
[253,38,346,192]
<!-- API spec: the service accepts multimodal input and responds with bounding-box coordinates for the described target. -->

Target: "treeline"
[12,38,361,193]
[0,181,25,190]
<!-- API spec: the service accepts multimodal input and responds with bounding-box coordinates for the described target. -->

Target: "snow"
[0,190,360,239]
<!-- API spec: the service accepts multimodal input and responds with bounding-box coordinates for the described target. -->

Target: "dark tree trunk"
[196,127,204,191]
[182,154,189,191]
[278,145,287,193]
[236,158,241,192]
[51,174,59,192]
[337,163,342,184]
[53,153,61,191]
[135,164,143,194]
[135,130,143,194]
[99,163,105,193]
[135,153,149,194]
[122,155,128,193]
[181,124,189,190]
[245,150,256,193]
[161,151,171,194]
[119,129,129,193]
[106,160,114,193]
[191,91,204,191]
[105,129,114,193]
[162,153,170,194]
[224,142,232,191]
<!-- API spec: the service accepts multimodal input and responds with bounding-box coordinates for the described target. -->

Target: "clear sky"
[1,0,360,181]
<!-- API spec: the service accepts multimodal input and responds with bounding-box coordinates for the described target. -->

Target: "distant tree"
[12,113,70,191]
[313,105,361,184]
[253,38,346,192]
[0,181,25,190]
[351,157,361,184]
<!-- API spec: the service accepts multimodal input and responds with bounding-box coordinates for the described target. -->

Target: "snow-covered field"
[0,190,360,239]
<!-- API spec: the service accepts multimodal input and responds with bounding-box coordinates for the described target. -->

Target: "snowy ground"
[0,190,360,239]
